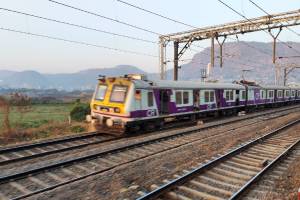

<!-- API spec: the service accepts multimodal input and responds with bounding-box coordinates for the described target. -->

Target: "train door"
[235,90,240,106]
[193,90,200,110]
[159,90,169,114]
[215,89,221,108]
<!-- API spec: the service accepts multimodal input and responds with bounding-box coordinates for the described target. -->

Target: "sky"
[0,0,299,74]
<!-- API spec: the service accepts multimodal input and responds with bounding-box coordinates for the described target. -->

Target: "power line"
[248,0,300,37]
[0,7,157,44]
[48,0,161,35]
[0,27,158,57]
[116,0,197,29]
[217,0,300,55]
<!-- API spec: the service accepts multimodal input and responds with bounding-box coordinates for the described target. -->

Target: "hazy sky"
[0,0,299,74]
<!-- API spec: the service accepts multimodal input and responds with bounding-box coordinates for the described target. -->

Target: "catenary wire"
[0,27,158,57]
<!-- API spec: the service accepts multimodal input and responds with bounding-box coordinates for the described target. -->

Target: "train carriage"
[90,74,299,135]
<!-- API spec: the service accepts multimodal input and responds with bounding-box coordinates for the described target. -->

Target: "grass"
[0,103,90,145]
[0,104,73,129]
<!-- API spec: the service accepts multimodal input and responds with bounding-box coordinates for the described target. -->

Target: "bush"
[70,125,86,133]
[70,103,90,122]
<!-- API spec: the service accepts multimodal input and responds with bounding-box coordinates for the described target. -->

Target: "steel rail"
[0,131,101,153]
[0,107,298,199]
[1,105,296,166]
[0,106,297,183]
[0,134,117,165]
[229,138,300,200]
[136,118,300,200]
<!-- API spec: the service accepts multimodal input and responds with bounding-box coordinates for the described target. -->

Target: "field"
[0,103,89,146]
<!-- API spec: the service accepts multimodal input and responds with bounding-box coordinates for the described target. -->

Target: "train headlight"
[114,107,120,113]
[94,105,102,111]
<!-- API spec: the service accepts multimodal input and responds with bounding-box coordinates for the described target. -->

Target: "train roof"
[260,85,290,90]
[134,80,244,89]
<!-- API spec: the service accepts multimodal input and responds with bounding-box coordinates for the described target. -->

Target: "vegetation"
[70,99,91,122]
[0,96,89,145]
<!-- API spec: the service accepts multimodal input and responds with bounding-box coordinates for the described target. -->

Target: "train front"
[90,76,133,133]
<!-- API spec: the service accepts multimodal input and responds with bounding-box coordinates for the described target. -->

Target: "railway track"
[240,144,300,200]
[0,107,299,199]
[137,119,300,200]
[0,105,299,167]
[0,106,299,166]
[0,132,117,165]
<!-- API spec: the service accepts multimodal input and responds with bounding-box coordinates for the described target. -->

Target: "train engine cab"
[90,74,158,133]
[91,75,132,130]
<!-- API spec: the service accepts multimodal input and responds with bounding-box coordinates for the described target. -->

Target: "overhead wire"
[116,0,197,29]
[0,27,158,57]
[48,0,161,35]
[217,0,300,55]
[248,0,300,37]
[0,7,157,44]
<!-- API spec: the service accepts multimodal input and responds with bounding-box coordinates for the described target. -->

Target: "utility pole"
[216,36,227,67]
[210,37,215,68]
[174,41,179,81]
[269,27,282,64]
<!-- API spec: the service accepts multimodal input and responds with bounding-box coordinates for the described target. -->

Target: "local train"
[89,74,300,134]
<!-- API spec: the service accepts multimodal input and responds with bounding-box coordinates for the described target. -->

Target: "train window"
[268,90,274,98]
[225,90,234,101]
[110,85,127,103]
[148,92,154,107]
[204,91,210,102]
[298,91,300,97]
[241,90,246,100]
[183,91,189,104]
[95,84,107,101]
[291,90,295,97]
[260,90,266,99]
[135,90,141,100]
[285,90,290,97]
[209,91,214,102]
[176,91,182,104]
[277,90,283,98]
[230,91,234,100]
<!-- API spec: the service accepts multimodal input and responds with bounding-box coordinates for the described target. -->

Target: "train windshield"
[110,85,127,103]
[95,84,107,101]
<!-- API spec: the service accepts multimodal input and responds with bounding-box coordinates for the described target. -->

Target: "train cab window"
[176,91,182,104]
[95,85,107,101]
[110,85,127,103]
[148,91,154,107]
[135,90,141,100]
[268,90,274,99]
[277,90,283,98]
[183,91,189,104]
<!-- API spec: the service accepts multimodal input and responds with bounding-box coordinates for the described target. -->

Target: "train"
[89,74,300,134]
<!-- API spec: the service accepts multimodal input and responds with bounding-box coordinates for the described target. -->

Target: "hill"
[0,41,299,90]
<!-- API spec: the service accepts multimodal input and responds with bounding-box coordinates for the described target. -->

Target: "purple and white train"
[90,74,300,133]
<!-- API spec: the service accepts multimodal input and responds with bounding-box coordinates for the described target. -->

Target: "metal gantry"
[159,9,300,80]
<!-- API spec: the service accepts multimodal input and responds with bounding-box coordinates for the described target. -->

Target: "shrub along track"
[0,107,299,200]
[137,120,300,200]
